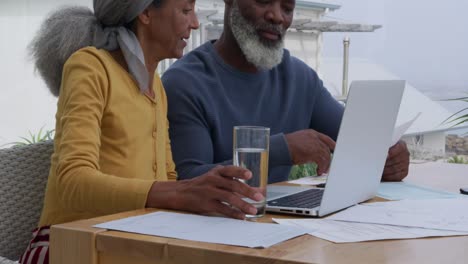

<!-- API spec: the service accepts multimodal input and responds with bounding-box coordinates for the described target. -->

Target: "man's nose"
[265,2,284,25]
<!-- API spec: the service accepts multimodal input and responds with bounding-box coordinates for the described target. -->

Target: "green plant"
[11,127,54,146]
[442,94,468,128]
[289,163,317,180]
[447,156,468,164]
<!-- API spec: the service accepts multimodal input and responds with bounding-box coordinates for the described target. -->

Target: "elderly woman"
[20,0,263,263]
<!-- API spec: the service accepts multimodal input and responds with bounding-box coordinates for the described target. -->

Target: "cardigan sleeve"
[54,50,154,215]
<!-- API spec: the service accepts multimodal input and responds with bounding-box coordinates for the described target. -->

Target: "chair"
[0,141,54,263]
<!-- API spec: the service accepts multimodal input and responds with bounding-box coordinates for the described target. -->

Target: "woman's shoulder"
[60,47,115,97]
[67,46,111,66]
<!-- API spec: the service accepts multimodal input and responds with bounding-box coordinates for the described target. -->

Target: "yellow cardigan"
[39,47,176,226]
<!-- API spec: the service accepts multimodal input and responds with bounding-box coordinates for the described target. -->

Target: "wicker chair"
[0,141,54,263]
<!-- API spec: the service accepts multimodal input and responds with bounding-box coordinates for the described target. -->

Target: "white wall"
[0,15,57,147]
[0,0,89,147]
[403,132,446,159]
[423,132,446,155]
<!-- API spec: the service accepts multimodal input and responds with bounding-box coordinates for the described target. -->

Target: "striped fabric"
[18,226,49,264]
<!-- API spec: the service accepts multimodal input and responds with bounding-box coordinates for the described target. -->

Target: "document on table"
[273,218,468,243]
[94,212,306,248]
[328,199,468,232]
[288,179,461,201]
[377,182,463,200]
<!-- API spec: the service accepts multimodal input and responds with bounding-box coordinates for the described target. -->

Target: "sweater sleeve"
[159,82,177,181]
[269,133,293,167]
[163,71,232,180]
[165,117,178,181]
[309,77,345,141]
[55,51,154,215]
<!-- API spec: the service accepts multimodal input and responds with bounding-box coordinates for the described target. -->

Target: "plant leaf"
[441,109,468,126]
[37,127,44,142]
[19,136,33,144]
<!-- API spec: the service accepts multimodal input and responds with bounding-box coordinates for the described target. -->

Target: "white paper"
[273,218,468,243]
[286,179,462,201]
[377,182,463,200]
[94,212,306,248]
[328,199,468,232]
[288,174,327,185]
[392,112,421,146]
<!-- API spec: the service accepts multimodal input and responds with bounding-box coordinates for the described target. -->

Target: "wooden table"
[50,162,468,264]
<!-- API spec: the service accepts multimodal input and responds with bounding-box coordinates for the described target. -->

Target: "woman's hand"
[146,166,264,220]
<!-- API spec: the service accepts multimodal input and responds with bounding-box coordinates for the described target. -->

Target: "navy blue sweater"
[162,41,344,183]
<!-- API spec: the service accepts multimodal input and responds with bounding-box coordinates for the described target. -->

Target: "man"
[162,0,409,183]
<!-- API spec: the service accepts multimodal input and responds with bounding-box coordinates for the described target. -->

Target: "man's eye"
[256,0,271,4]
[183,9,192,14]
[283,6,293,13]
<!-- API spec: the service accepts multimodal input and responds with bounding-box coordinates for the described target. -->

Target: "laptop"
[266,80,405,217]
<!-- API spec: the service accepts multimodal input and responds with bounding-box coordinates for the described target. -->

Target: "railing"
[336,36,350,103]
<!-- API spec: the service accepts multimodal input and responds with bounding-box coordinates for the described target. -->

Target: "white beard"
[229,2,285,70]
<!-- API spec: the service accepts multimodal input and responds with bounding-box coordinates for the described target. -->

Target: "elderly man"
[162,0,409,183]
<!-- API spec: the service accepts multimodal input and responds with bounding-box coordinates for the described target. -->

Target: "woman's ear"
[137,8,152,25]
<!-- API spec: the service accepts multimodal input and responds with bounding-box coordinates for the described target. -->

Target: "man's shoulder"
[165,42,215,75]
[161,43,216,97]
[279,49,319,78]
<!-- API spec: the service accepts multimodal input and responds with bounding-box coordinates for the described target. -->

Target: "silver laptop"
[266,80,405,217]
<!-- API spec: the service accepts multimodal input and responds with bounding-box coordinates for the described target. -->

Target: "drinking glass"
[233,126,270,218]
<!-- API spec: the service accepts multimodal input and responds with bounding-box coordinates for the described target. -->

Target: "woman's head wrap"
[30,0,154,96]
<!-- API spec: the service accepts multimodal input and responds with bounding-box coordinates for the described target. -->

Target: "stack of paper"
[274,218,468,243]
[328,199,468,232]
[95,212,307,248]
[286,179,463,201]
[275,199,468,243]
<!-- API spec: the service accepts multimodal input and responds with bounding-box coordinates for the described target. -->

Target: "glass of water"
[233,126,270,219]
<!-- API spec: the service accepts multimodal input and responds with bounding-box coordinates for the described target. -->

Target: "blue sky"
[322,0,468,93]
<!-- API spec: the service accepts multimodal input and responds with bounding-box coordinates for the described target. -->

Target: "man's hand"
[163,166,264,220]
[285,129,336,175]
[382,140,410,181]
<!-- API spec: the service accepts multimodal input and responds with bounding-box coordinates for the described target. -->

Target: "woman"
[20,0,263,263]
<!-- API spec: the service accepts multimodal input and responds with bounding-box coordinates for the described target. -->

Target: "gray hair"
[30,0,156,96]
[229,0,285,70]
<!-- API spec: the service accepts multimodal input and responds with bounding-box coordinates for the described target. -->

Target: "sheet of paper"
[94,212,306,248]
[273,218,468,243]
[328,199,468,232]
[287,179,462,201]
[392,112,421,146]
[288,174,327,185]
[377,182,463,200]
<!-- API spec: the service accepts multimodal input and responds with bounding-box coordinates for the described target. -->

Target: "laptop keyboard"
[267,189,324,209]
